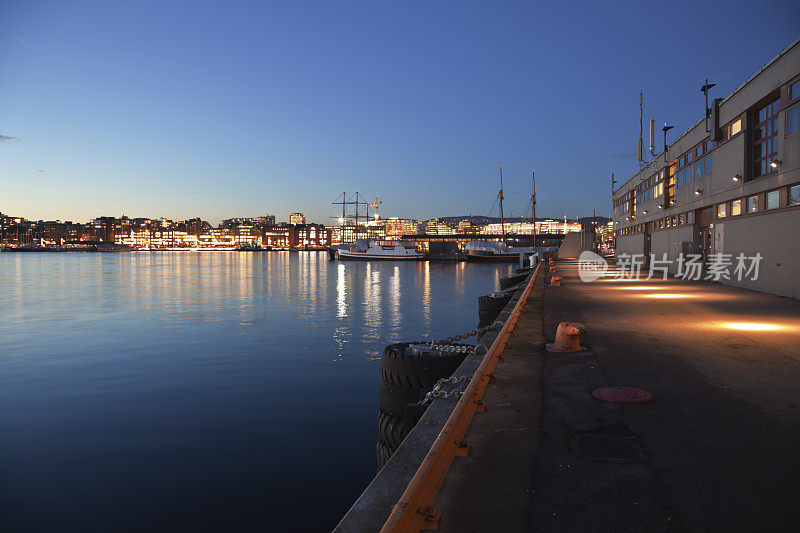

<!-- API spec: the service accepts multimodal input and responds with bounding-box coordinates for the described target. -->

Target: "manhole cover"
[592,387,653,403]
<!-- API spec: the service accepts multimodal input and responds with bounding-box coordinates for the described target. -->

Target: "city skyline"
[1,1,799,224]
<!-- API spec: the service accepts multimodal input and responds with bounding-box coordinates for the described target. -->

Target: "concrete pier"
[431,259,800,531]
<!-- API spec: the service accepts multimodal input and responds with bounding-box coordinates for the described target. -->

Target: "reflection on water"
[0,252,515,531]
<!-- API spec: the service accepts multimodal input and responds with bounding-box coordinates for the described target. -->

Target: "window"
[686,211,693,224]
[702,155,712,175]
[788,105,800,136]
[747,195,758,213]
[790,185,800,206]
[679,213,685,225]
[753,98,780,178]
[693,160,702,179]
[717,203,727,218]
[765,190,779,210]
[730,119,742,136]
[791,80,800,100]
[731,199,742,216]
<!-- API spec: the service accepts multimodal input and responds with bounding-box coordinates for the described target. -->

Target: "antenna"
[638,91,644,164]
[531,170,536,247]
[649,119,655,157]
[498,163,505,242]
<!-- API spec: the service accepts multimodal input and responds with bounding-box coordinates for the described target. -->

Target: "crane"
[366,196,382,220]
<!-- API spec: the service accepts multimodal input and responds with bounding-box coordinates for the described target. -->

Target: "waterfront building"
[612,38,800,298]
[480,219,581,235]
[423,218,455,235]
[289,213,306,225]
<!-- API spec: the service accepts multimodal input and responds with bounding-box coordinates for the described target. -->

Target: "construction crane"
[366,196,382,220]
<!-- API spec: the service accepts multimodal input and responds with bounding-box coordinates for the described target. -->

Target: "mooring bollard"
[546,322,587,352]
[550,276,562,286]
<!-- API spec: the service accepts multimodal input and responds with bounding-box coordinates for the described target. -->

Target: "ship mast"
[499,164,505,243]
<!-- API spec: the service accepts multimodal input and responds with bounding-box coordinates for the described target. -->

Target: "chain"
[430,322,500,345]
[418,376,471,405]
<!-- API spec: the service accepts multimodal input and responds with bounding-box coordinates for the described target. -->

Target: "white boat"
[336,239,424,260]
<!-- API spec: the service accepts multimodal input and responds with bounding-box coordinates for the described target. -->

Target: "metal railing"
[380,261,542,532]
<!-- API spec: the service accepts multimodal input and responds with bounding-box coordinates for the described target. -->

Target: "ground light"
[722,322,783,331]
[619,286,666,290]
[640,293,695,298]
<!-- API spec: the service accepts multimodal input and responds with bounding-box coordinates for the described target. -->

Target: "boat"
[466,166,556,262]
[335,239,424,260]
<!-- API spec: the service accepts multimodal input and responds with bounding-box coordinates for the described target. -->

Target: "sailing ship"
[465,166,550,262]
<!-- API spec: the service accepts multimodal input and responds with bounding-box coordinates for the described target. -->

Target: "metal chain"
[430,322,500,346]
[418,376,471,405]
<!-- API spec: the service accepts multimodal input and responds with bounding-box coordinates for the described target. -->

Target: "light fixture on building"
[695,189,702,195]
[658,205,662,209]
[770,159,782,168]
[643,210,648,214]
[732,174,741,182]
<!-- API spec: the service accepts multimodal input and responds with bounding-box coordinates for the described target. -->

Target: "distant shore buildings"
[1,210,593,251]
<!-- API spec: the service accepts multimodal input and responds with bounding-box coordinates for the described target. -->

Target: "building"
[289,213,306,225]
[480,219,581,235]
[612,39,800,298]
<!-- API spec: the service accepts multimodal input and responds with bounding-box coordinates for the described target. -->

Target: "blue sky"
[1,1,798,225]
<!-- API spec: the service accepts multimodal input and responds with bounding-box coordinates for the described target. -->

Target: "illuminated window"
[765,190,779,210]
[679,213,685,225]
[717,203,727,218]
[731,199,742,216]
[730,119,742,136]
[752,98,780,178]
[747,195,758,213]
[790,185,800,206]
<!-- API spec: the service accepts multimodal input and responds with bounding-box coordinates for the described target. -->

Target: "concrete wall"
[614,233,644,257]
[557,232,589,258]
[714,209,800,298]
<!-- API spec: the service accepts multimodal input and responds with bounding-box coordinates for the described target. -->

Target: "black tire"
[499,272,528,290]
[478,293,512,327]
[380,342,470,389]
[379,380,423,419]
[376,440,395,470]
[378,409,408,449]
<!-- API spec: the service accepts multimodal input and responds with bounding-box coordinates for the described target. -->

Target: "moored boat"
[335,239,424,260]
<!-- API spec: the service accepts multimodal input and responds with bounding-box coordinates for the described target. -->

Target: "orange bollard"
[546,322,587,352]
[550,276,562,286]
[549,265,557,272]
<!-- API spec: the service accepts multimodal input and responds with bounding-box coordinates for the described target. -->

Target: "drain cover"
[592,387,653,403]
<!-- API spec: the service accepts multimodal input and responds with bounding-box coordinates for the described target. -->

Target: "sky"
[1,1,799,225]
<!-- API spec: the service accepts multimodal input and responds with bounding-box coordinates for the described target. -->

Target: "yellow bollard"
[550,276,562,286]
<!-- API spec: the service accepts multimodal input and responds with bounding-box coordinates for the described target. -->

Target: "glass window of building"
[765,190,779,210]
[791,80,800,100]
[747,195,759,213]
[730,119,742,136]
[717,203,727,218]
[731,199,742,216]
[702,155,712,175]
[753,98,780,178]
[790,185,800,206]
[679,213,685,225]
[693,161,702,179]
[686,211,694,224]
[788,105,800,136]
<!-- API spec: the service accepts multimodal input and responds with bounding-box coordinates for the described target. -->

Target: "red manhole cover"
[592,387,653,404]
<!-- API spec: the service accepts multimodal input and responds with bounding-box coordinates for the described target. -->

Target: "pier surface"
[432,259,800,531]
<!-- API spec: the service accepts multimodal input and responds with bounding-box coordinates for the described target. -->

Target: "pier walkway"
[432,258,800,531]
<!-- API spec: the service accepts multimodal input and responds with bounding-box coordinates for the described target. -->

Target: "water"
[0,252,515,531]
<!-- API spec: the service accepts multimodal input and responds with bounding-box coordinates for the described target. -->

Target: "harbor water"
[0,252,516,531]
